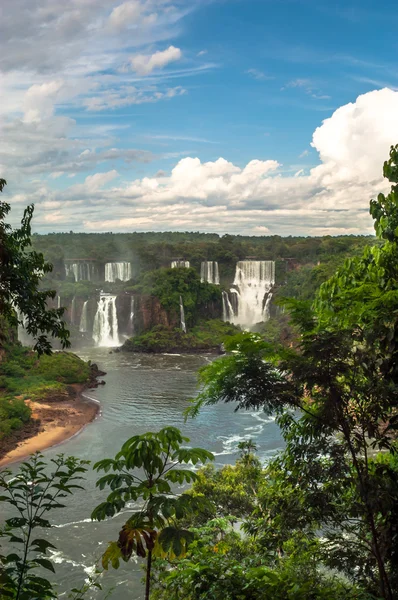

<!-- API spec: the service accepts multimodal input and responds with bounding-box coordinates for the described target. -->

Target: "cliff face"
[47,292,222,340]
[134,295,178,333]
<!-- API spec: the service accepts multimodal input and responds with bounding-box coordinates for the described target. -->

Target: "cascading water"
[92,295,119,347]
[105,262,132,282]
[179,296,187,333]
[57,295,61,309]
[229,261,275,328]
[201,261,220,284]
[264,292,273,321]
[222,291,235,322]
[79,301,89,333]
[70,297,76,326]
[171,260,190,268]
[15,309,33,346]
[65,262,97,282]
[129,296,135,335]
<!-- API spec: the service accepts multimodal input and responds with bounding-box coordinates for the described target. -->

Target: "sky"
[1,0,398,236]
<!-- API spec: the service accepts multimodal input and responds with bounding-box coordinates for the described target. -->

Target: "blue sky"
[1,0,398,235]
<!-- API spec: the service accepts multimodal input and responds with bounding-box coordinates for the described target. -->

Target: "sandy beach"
[0,390,100,467]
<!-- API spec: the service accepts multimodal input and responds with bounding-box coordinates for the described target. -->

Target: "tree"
[0,452,89,599]
[0,179,70,355]
[152,458,363,600]
[91,426,214,600]
[186,148,398,599]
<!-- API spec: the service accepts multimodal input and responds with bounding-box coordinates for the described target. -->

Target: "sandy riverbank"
[0,390,100,467]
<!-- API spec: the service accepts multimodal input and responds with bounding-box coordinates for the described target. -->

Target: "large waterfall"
[201,261,220,285]
[79,301,89,333]
[105,262,132,282]
[179,296,187,333]
[65,262,97,282]
[92,295,119,346]
[227,261,275,328]
[171,260,190,268]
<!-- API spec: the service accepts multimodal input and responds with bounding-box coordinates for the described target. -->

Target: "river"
[8,347,284,599]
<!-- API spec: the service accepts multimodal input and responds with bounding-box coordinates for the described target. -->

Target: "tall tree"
[92,426,214,600]
[0,179,69,354]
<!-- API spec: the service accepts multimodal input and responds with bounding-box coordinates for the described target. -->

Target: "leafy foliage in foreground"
[92,426,214,600]
[152,452,367,600]
[0,453,90,599]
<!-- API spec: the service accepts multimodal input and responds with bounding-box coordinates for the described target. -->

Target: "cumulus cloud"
[130,46,182,75]
[8,87,396,236]
[109,1,143,29]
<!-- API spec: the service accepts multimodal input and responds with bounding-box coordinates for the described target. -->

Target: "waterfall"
[79,301,89,333]
[179,296,187,333]
[201,261,220,284]
[171,260,190,268]
[105,262,132,282]
[264,292,273,321]
[15,309,33,347]
[230,261,275,328]
[70,296,76,325]
[222,291,235,322]
[92,294,119,346]
[57,295,61,309]
[129,296,135,335]
[65,262,97,282]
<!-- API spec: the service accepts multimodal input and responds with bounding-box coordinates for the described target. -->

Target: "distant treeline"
[32,231,375,287]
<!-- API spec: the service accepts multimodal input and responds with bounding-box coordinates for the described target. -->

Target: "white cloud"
[109,1,143,29]
[130,46,182,75]
[8,87,396,236]
[246,68,272,81]
[23,80,65,122]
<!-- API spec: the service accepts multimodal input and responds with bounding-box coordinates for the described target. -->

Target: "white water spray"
[92,295,119,346]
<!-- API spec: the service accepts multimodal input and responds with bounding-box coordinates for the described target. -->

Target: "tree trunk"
[145,549,152,600]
